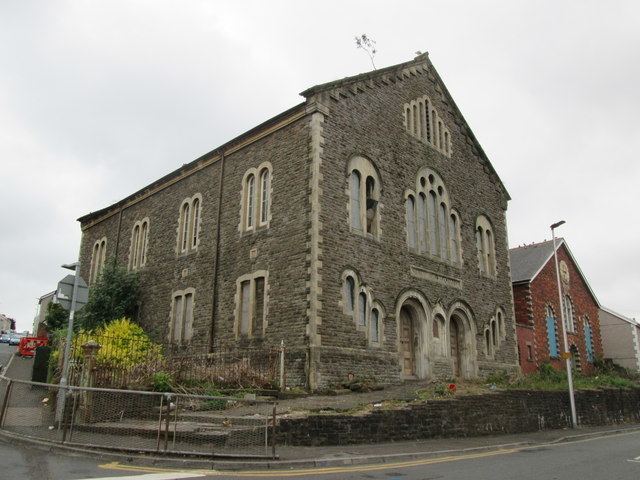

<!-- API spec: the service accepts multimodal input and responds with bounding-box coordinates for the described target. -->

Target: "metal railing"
[0,375,277,459]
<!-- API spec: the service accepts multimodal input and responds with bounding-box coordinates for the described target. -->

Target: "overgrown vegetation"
[44,302,69,331]
[78,263,140,330]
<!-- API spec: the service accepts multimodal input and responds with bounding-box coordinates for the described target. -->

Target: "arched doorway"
[399,306,416,377]
[447,304,478,380]
[395,293,430,380]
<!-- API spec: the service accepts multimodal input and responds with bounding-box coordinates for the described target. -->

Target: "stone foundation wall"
[278,388,640,446]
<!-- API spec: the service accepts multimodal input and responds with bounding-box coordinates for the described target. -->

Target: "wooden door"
[400,308,415,376]
[450,320,461,377]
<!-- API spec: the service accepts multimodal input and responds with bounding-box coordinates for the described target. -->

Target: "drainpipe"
[209,149,226,352]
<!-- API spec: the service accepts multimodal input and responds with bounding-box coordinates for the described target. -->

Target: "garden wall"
[278,388,640,446]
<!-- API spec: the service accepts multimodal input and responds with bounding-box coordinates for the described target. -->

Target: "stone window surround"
[484,307,507,358]
[346,155,382,241]
[168,287,195,345]
[545,303,560,359]
[475,214,497,278]
[339,269,384,347]
[583,315,594,363]
[176,193,203,255]
[128,217,150,271]
[233,270,269,339]
[404,167,462,266]
[89,236,107,284]
[402,94,452,157]
[239,162,273,233]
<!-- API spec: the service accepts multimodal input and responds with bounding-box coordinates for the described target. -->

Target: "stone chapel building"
[77,53,519,389]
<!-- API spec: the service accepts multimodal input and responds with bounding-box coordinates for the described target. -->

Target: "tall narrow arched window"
[350,170,362,231]
[139,220,148,266]
[180,202,190,252]
[417,193,427,252]
[358,292,367,327]
[370,308,380,343]
[365,176,377,235]
[259,168,270,225]
[584,317,594,363]
[405,195,416,248]
[563,295,575,333]
[246,174,255,229]
[427,191,437,255]
[99,238,107,271]
[497,310,504,338]
[485,229,494,274]
[131,224,140,268]
[492,320,498,346]
[546,306,559,358]
[485,330,492,356]
[476,227,485,274]
[438,202,447,259]
[344,276,356,313]
[449,213,459,263]
[191,198,200,249]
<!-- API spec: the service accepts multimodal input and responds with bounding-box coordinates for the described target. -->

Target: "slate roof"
[509,239,562,283]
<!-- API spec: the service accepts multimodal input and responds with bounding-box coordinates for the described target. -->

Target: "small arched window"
[449,212,460,263]
[358,292,367,327]
[370,308,380,343]
[563,295,575,333]
[476,216,496,277]
[348,157,380,238]
[177,195,201,254]
[485,329,492,357]
[492,320,498,346]
[545,305,559,358]
[344,276,356,313]
[131,224,140,267]
[90,237,108,284]
[438,202,447,259]
[259,168,270,225]
[497,310,504,339]
[405,195,416,248]
[246,174,255,229]
[476,227,485,274]
[349,170,362,231]
[129,219,150,270]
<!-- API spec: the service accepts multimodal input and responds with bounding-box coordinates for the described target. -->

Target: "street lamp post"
[551,220,578,428]
[55,261,81,426]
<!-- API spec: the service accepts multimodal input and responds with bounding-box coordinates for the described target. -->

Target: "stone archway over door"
[448,309,478,380]
[396,297,430,380]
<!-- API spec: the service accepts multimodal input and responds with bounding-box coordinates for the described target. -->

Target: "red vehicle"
[18,337,48,357]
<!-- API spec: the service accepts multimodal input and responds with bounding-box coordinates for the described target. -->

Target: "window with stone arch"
[241,162,272,232]
[583,316,595,363]
[475,215,496,277]
[402,94,452,157]
[129,218,150,271]
[234,270,269,339]
[341,272,358,316]
[347,156,381,239]
[370,303,384,346]
[340,269,383,347]
[169,288,195,345]
[177,194,202,254]
[89,237,107,284]
[404,168,461,264]
[562,295,576,333]
[545,305,559,358]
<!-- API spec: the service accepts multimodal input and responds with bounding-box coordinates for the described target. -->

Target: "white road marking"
[76,473,205,480]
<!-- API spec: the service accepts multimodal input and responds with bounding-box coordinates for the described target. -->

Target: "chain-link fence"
[0,376,277,459]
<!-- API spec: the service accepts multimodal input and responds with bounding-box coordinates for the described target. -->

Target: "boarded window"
[240,280,251,335]
[406,196,416,248]
[546,307,559,358]
[370,308,380,343]
[358,292,367,326]
[350,170,362,231]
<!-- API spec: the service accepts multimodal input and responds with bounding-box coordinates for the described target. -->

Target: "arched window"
[476,216,496,277]
[563,295,575,333]
[129,218,150,270]
[90,237,108,284]
[131,224,140,268]
[438,202,447,259]
[177,195,201,254]
[348,157,380,238]
[449,211,460,263]
[259,168,270,225]
[191,198,200,249]
[350,170,362,231]
[476,227,485,274]
[485,329,492,357]
[405,195,416,248]
[358,292,367,327]
[140,220,148,266]
[427,191,437,255]
[492,320,498,346]
[246,174,255,229]
[344,276,356,313]
[417,193,427,252]
[497,310,505,339]
[370,308,380,344]
[546,306,559,358]
[583,317,594,363]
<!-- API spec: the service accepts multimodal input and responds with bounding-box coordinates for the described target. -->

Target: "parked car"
[0,334,10,343]
[8,336,21,346]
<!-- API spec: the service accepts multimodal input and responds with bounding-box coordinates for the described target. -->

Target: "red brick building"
[509,239,602,374]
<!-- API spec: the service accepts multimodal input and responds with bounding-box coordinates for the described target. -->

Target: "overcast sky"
[1,1,638,331]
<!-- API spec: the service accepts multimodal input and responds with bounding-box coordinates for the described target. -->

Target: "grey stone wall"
[307,59,518,387]
[278,388,640,446]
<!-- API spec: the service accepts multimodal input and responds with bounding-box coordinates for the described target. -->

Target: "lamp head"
[550,220,566,230]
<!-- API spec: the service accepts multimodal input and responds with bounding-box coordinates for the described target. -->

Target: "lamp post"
[551,220,577,428]
[55,261,80,426]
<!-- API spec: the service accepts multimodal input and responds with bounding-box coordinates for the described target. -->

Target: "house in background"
[32,291,56,337]
[510,238,602,374]
[0,314,13,333]
[599,307,640,372]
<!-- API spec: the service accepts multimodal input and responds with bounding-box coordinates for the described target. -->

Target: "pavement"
[2,344,640,474]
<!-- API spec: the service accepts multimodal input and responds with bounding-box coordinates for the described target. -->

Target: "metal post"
[163,394,170,451]
[279,340,285,392]
[0,379,13,428]
[56,262,81,426]
[551,222,578,428]
[155,394,164,452]
[271,403,277,459]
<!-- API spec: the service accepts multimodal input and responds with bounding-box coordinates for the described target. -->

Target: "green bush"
[152,372,173,392]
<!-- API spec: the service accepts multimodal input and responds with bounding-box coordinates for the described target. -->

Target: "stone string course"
[278,388,640,446]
